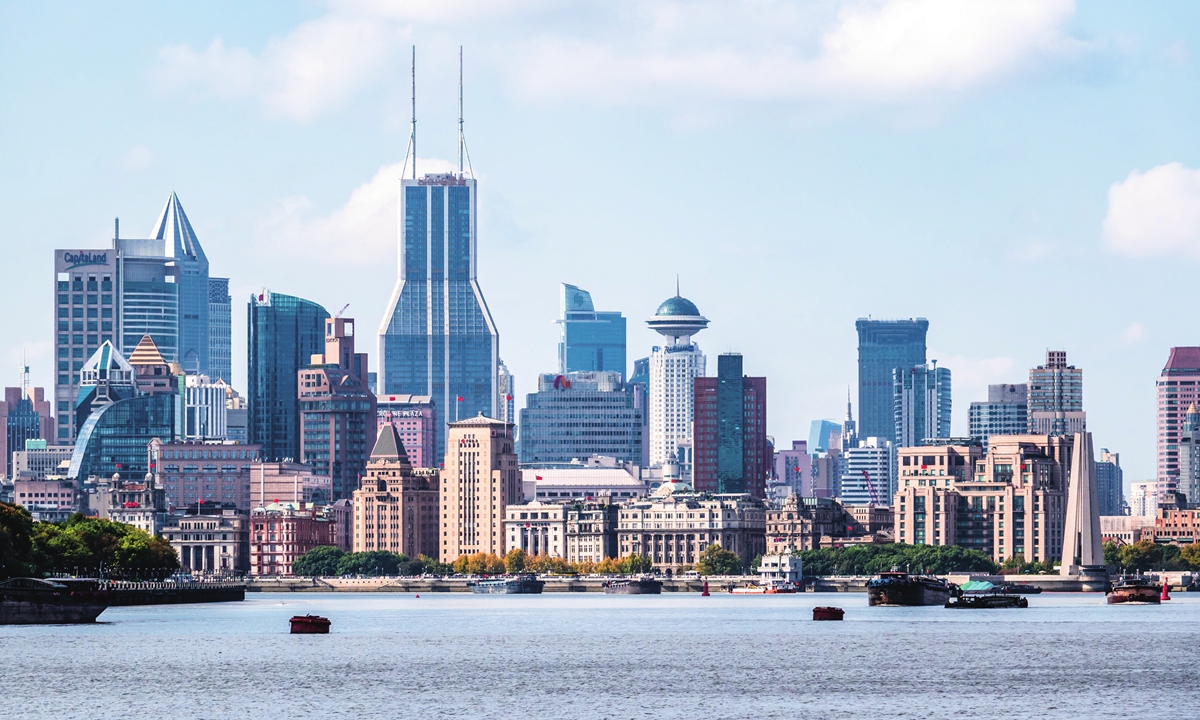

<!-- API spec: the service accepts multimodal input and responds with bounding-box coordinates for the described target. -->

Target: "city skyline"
[6,4,1200,482]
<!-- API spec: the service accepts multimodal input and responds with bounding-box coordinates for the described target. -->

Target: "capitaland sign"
[62,251,109,268]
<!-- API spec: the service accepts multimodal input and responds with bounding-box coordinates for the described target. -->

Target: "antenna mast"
[401,47,416,181]
[458,46,474,178]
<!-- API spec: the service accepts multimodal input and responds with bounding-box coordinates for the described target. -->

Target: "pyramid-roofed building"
[149,192,206,263]
[129,334,168,366]
[353,422,438,557]
[148,192,210,375]
[369,423,413,469]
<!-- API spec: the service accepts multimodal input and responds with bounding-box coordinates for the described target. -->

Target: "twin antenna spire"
[401,46,473,181]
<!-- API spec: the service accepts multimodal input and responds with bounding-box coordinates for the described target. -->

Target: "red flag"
[456,396,464,402]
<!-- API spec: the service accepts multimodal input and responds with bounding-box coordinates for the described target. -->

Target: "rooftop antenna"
[675,275,680,297]
[401,46,416,181]
[458,46,474,178]
[20,349,29,397]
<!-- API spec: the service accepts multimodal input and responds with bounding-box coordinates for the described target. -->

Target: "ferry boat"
[603,577,663,595]
[467,574,545,594]
[0,578,110,625]
[1106,576,1161,605]
[867,570,953,607]
[730,579,800,594]
[289,614,331,633]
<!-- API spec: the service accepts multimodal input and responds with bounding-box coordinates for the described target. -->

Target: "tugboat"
[603,576,663,594]
[289,614,331,633]
[1106,575,1161,605]
[468,574,545,594]
[812,606,845,621]
[867,569,953,607]
[945,581,1028,609]
[0,578,110,625]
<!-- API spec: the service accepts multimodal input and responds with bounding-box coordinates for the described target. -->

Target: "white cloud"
[1119,321,1146,345]
[257,157,457,262]
[153,0,1083,118]
[119,145,153,171]
[1104,162,1200,258]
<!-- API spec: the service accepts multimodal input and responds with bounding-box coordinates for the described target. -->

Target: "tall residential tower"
[646,293,708,470]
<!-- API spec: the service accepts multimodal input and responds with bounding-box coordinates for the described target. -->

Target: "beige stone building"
[893,436,1070,564]
[504,502,567,557]
[617,480,766,572]
[352,424,440,557]
[162,508,249,575]
[765,495,860,554]
[565,501,620,563]
[440,416,520,563]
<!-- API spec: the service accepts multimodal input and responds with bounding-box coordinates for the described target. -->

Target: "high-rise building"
[692,354,768,497]
[378,173,500,461]
[2,368,53,479]
[808,420,841,454]
[298,317,377,501]
[1156,347,1200,499]
[150,438,261,511]
[208,277,232,382]
[893,362,951,449]
[1027,350,1085,436]
[647,293,708,469]
[352,423,440,557]
[73,341,138,437]
[775,441,811,497]
[247,289,329,463]
[1179,403,1200,506]
[497,359,516,424]
[53,194,221,444]
[1129,481,1157,517]
[1096,448,1124,516]
[518,372,642,465]
[557,283,626,376]
[439,416,520,562]
[856,318,928,443]
[968,383,1028,450]
[376,394,438,469]
[183,375,228,441]
[628,356,650,467]
[839,437,892,506]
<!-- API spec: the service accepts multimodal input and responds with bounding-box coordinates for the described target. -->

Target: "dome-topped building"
[647,292,708,346]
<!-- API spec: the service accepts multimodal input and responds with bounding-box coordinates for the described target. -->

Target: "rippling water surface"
[4,591,1199,719]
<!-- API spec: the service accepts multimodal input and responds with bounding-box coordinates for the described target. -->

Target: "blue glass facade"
[893,363,952,448]
[208,277,232,382]
[808,420,841,453]
[557,284,626,376]
[379,174,498,459]
[856,318,928,443]
[518,372,641,465]
[68,393,179,481]
[248,291,330,463]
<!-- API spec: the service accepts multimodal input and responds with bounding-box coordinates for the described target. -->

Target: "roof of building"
[149,192,206,262]
[654,295,700,317]
[449,414,511,428]
[370,423,412,466]
[521,467,643,487]
[80,341,135,376]
[128,334,168,366]
[1163,346,1200,374]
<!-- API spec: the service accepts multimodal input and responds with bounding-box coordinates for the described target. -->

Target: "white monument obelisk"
[1060,431,1103,575]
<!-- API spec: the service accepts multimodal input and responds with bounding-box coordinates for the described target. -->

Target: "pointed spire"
[149,192,206,262]
[370,423,412,467]
[129,335,167,366]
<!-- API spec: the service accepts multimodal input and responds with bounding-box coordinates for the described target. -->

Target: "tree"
[1180,542,1200,570]
[1116,540,1162,572]
[335,551,403,577]
[1103,541,1120,568]
[697,543,742,576]
[0,502,35,579]
[458,552,505,575]
[750,554,764,573]
[504,548,526,573]
[292,546,344,577]
[793,543,998,577]
[29,514,179,579]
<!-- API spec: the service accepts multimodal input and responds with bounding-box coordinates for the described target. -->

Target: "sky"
[3,1,1200,486]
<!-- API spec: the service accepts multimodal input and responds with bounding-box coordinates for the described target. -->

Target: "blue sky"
[3,1,1200,485]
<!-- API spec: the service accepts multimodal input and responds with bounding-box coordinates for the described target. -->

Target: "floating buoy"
[1161,583,1170,601]
[701,580,710,597]
[415,594,420,599]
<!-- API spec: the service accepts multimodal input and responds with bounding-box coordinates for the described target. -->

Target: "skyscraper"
[150,193,209,375]
[856,318,928,443]
[807,420,841,454]
[208,277,232,382]
[378,173,499,461]
[298,317,377,501]
[248,290,329,463]
[646,293,708,469]
[839,437,892,506]
[439,416,520,562]
[1096,448,1124,516]
[893,362,952,448]
[557,283,626,376]
[774,441,811,497]
[1027,350,1085,436]
[519,371,642,465]
[968,383,1028,450]
[1156,347,1200,499]
[693,354,768,497]
[1,368,53,479]
[497,358,516,424]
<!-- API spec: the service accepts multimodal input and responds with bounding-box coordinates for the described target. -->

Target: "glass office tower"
[208,277,232,382]
[856,318,928,443]
[893,362,952,448]
[248,290,329,463]
[149,193,209,375]
[557,283,626,376]
[378,173,499,459]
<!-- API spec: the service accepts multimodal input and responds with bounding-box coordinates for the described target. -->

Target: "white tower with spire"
[1061,431,1104,575]
[646,288,708,470]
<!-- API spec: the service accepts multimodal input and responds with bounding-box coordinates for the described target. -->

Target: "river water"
[3,591,1198,719]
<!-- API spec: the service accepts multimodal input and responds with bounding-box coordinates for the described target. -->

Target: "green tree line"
[795,543,998,576]
[1,503,179,580]
[1104,540,1200,572]
[291,547,453,577]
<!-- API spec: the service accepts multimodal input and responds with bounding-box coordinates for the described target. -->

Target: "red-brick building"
[249,501,334,576]
[692,353,768,498]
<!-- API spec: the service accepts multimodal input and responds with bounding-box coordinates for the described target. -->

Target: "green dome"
[655,296,700,317]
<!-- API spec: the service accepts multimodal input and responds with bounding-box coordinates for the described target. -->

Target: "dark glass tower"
[378,173,499,459]
[856,318,928,443]
[557,283,626,376]
[248,290,329,463]
[147,193,209,375]
[208,277,232,382]
[693,354,768,497]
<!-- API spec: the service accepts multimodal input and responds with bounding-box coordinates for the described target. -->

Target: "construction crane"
[863,469,881,505]
[335,303,350,318]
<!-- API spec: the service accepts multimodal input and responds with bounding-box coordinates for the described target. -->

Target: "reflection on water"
[4,592,1199,719]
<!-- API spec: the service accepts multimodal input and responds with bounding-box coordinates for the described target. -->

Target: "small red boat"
[813,606,844,621]
[290,614,331,633]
